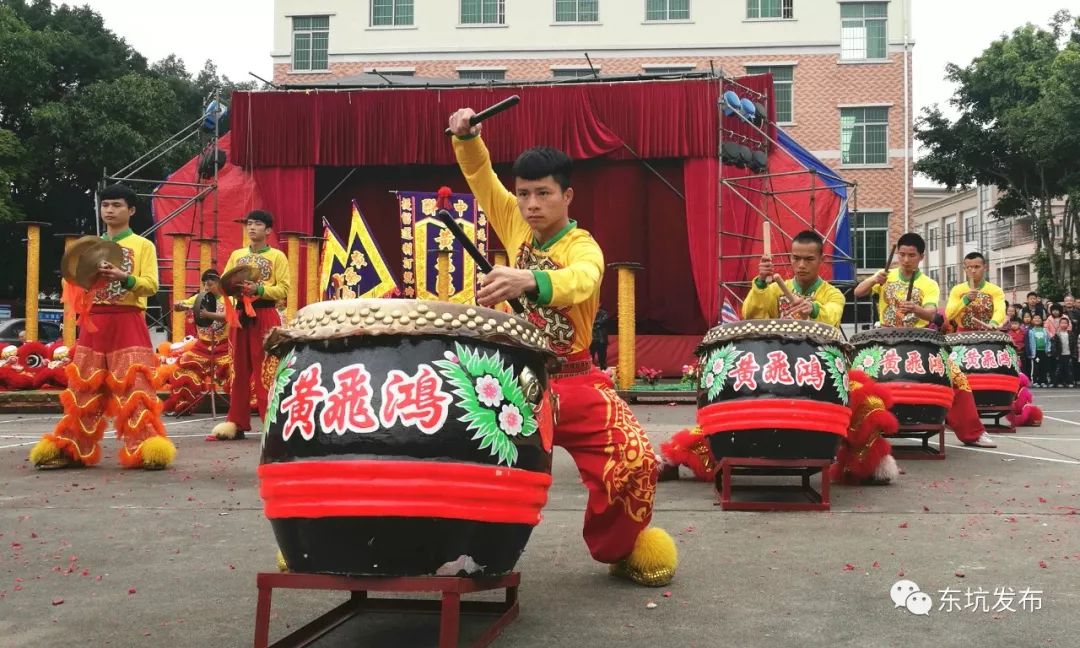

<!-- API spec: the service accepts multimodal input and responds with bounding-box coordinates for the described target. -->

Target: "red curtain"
[315,158,706,335]
[231,80,722,168]
[683,158,719,326]
[251,166,315,234]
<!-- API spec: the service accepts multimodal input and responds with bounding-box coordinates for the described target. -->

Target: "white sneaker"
[967,433,998,448]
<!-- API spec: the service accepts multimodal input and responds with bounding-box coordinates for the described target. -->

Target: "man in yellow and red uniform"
[661,230,900,484]
[742,230,846,325]
[854,232,997,448]
[165,269,229,416]
[945,252,1006,332]
[210,210,289,440]
[450,108,677,587]
[30,184,176,469]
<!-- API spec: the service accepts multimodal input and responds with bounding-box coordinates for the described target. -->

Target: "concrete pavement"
[1,391,1078,647]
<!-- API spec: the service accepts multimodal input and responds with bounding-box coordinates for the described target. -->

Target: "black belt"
[251,300,277,309]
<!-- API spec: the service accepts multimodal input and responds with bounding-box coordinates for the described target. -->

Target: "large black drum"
[850,327,953,426]
[696,319,850,460]
[258,299,556,577]
[946,331,1019,409]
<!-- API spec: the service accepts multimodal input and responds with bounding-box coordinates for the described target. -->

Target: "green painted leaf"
[434,342,536,467]
[265,350,296,428]
[852,346,883,378]
[816,346,849,405]
[701,344,739,400]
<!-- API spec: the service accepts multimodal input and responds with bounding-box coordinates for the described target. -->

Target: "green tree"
[915,10,1080,297]
[0,0,253,296]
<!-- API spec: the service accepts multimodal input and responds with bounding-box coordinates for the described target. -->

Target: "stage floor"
[1,392,1078,647]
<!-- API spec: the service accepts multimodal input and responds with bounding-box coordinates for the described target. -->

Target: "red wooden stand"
[253,571,520,648]
[887,424,945,460]
[979,405,1015,434]
[716,457,831,511]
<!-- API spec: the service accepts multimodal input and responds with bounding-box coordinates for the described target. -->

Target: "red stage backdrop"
[155,77,846,373]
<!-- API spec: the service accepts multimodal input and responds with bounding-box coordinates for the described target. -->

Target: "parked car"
[0,319,63,345]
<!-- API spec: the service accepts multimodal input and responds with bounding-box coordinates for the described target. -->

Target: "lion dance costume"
[30,229,175,469]
[454,137,677,586]
[164,295,229,415]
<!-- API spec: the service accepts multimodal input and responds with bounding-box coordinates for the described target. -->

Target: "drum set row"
[256,300,1018,578]
[696,319,1019,462]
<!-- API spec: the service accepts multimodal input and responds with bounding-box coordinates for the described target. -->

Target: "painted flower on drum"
[704,372,716,389]
[498,404,523,436]
[475,374,504,407]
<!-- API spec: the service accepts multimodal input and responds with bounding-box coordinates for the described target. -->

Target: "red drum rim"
[879,381,954,408]
[967,374,1020,393]
[259,460,552,526]
[697,399,849,438]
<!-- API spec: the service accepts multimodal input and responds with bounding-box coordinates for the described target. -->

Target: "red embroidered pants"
[226,308,280,431]
[551,352,658,563]
[43,306,167,466]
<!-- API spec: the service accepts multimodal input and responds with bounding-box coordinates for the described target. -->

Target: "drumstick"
[762,221,773,284]
[445,95,521,135]
[882,244,897,274]
[905,272,916,302]
[972,318,994,330]
[434,188,525,314]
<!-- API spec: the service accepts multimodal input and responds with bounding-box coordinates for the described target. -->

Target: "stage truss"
[715,73,861,329]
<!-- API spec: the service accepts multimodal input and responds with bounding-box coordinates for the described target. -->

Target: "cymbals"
[60,237,125,290]
[192,291,217,327]
[220,265,261,297]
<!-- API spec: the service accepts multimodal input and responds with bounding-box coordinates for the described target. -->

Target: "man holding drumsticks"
[447,107,677,587]
[742,229,845,325]
[945,252,1006,332]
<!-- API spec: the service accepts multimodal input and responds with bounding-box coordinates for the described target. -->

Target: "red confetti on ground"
[1039,561,1048,568]
[128,588,136,595]
[95,575,103,582]
[843,563,856,571]
[898,522,909,529]
[228,565,236,571]
[922,506,930,512]
[897,570,905,577]
[30,533,37,539]
[872,561,881,568]
[663,591,672,598]
[1038,497,1047,503]
[954,570,965,578]
[51,597,63,606]
[10,542,22,550]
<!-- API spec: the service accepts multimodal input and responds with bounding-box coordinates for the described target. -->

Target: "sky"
[82,0,1073,119]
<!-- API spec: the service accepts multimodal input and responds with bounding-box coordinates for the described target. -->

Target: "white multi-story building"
[914,185,1043,303]
[272,0,915,274]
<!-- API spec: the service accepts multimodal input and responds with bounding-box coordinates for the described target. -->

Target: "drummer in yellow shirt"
[854,232,997,448]
[741,230,845,326]
[945,252,1006,332]
[449,107,676,588]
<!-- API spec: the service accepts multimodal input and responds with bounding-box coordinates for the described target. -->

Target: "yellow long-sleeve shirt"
[454,135,603,356]
[91,229,159,310]
[223,245,290,303]
[741,277,845,327]
[871,269,940,328]
[945,280,1006,331]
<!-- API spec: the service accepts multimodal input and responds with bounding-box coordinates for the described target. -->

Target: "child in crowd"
[1027,314,1051,387]
[1052,314,1074,387]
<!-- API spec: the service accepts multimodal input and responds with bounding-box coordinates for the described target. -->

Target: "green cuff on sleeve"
[811,303,820,319]
[962,295,971,305]
[531,270,553,306]
[455,133,478,141]
[123,275,136,290]
[256,283,265,297]
[753,277,768,289]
